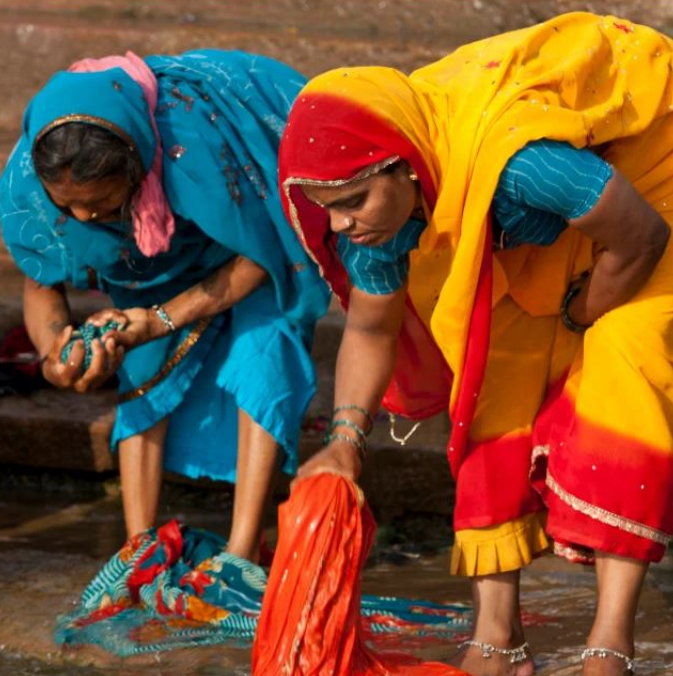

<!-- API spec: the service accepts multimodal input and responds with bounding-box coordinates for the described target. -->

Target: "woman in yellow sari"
[278,12,673,676]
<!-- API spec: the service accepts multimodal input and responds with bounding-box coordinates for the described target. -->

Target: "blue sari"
[0,50,330,480]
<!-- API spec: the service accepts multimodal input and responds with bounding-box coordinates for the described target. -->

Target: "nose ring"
[344,216,354,228]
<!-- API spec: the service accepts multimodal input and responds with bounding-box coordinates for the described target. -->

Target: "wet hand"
[96,307,167,351]
[41,325,123,392]
[294,440,363,486]
[71,335,124,392]
[87,308,130,331]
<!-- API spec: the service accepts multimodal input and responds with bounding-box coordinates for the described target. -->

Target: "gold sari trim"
[546,472,671,546]
[552,541,595,565]
[36,114,137,150]
[118,317,212,404]
[281,155,401,299]
[530,443,550,468]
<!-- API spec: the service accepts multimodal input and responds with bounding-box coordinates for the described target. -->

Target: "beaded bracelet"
[332,404,374,434]
[329,418,368,441]
[152,304,176,333]
[323,432,367,463]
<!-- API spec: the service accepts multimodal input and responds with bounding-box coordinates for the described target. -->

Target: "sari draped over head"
[1,50,330,480]
[279,13,673,563]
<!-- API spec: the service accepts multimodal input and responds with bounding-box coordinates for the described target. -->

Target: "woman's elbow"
[644,214,670,266]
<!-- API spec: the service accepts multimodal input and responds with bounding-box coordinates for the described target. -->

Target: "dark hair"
[380,159,403,175]
[33,122,143,187]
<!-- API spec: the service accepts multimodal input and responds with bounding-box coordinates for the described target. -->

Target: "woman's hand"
[89,307,168,351]
[294,439,363,485]
[41,324,123,393]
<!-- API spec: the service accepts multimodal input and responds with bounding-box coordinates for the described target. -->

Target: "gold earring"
[408,171,418,181]
[89,212,99,221]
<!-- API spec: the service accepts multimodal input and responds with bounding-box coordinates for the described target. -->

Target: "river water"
[0,483,671,675]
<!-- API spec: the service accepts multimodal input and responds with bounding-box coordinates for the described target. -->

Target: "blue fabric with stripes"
[337,218,427,294]
[342,140,613,294]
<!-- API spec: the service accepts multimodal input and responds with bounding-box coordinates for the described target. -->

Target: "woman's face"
[42,169,133,223]
[301,162,421,247]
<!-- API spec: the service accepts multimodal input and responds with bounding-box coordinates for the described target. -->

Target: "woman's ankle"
[451,639,534,676]
[585,630,634,658]
[472,612,526,648]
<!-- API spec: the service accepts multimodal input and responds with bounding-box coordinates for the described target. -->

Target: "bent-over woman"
[279,13,673,676]
[0,49,329,563]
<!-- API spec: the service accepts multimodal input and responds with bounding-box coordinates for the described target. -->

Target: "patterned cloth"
[61,321,121,371]
[55,520,471,657]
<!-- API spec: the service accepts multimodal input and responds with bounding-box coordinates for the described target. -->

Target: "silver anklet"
[458,639,531,664]
[581,647,635,674]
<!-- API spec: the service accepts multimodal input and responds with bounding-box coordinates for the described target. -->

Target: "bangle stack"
[323,404,373,463]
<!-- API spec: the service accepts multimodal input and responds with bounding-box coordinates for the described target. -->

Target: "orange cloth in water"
[252,474,466,676]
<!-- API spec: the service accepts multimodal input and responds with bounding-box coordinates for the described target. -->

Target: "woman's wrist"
[324,431,367,463]
[149,304,176,338]
[561,277,593,333]
[323,437,364,479]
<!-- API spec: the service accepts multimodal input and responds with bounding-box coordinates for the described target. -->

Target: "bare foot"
[449,643,535,676]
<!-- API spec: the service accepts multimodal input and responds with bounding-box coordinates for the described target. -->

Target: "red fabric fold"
[252,474,466,676]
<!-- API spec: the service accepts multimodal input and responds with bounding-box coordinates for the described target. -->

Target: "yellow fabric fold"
[301,13,673,416]
[451,512,551,576]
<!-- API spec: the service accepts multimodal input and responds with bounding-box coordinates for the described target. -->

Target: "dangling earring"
[408,170,418,181]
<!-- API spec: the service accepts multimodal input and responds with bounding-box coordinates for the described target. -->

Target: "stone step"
[0,248,453,513]
[1,0,668,142]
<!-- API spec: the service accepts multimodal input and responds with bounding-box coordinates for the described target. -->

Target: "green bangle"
[329,418,368,440]
[324,432,367,462]
[332,405,374,433]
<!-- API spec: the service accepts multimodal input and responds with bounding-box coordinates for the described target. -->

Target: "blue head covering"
[24,68,155,172]
[1,50,329,325]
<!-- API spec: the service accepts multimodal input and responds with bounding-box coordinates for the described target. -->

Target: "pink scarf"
[69,52,175,257]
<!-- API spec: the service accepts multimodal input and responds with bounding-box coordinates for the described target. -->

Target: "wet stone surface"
[0,473,671,675]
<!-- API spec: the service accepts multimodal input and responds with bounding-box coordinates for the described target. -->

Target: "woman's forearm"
[160,256,268,331]
[334,325,399,417]
[294,286,405,483]
[571,240,668,326]
[23,277,71,358]
[331,285,407,429]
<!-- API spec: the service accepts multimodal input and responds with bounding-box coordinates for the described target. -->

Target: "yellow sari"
[280,12,673,574]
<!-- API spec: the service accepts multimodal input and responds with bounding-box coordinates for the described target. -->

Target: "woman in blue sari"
[0,50,329,562]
